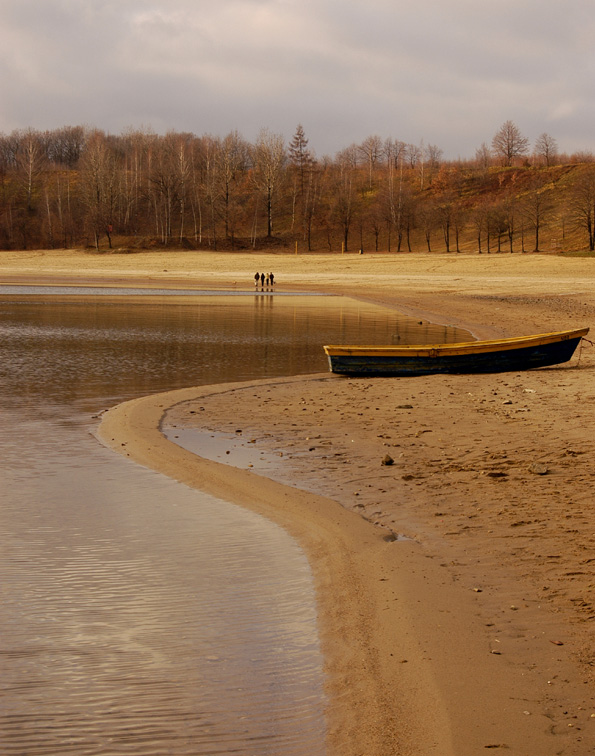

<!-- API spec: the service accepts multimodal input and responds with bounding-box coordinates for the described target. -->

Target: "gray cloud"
[0,0,594,157]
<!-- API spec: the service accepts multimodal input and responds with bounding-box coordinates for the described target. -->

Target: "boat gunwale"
[323,328,589,359]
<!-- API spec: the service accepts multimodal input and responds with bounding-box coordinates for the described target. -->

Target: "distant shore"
[3,248,595,755]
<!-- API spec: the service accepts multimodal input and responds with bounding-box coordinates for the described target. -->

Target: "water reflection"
[0,293,469,756]
[0,295,469,408]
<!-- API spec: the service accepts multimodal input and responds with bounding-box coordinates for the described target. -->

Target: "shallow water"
[1,425,326,755]
[0,293,469,755]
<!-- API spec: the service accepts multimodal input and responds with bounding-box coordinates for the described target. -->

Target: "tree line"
[2,120,595,253]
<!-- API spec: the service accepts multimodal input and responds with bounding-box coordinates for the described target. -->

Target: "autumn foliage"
[1,123,595,254]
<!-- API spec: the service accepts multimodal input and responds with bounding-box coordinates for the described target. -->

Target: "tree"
[470,199,491,253]
[330,146,359,251]
[288,124,314,193]
[417,198,437,252]
[487,201,508,252]
[148,133,185,244]
[46,125,87,167]
[502,187,517,252]
[357,135,384,189]
[569,167,595,250]
[13,129,47,247]
[491,120,529,166]
[301,163,322,251]
[522,177,553,252]
[534,133,558,167]
[383,138,408,251]
[79,130,119,250]
[288,124,315,241]
[15,129,46,212]
[474,142,492,172]
[251,129,286,238]
[433,166,465,252]
[218,131,249,246]
[423,143,443,187]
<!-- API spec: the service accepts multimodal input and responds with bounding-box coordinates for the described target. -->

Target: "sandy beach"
[2,248,595,754]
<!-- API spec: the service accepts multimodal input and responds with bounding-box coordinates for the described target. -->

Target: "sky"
[1,0,594,159]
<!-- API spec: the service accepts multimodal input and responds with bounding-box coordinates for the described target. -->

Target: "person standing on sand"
[266,274,270,288]
[269,272,274,287]
[254,272,260,288]
[260,272,265,288]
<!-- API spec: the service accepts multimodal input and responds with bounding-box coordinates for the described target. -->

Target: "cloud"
[0,0,594,157]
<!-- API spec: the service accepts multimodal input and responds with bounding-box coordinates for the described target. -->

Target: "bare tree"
[301,163,322,251]
[423,143,443,187]
[569,167,595,250]
[46,125,87,167]
[357,135,384,189]
[474,142,492,172]
[15,129,46,212]
[502,188,517,252]
[199,135,222,247]
[521,177,553,252]
[487,201,508,252]
[218,131,249,245]
[251,129,286,238]
[491,120,529,166]
[147,134,187,244]
[417,198,437,252]
[11,129,47,247]
[330,147,359,251]
[534,133,558,167]
[404,143,421,168]
[470,199,491,253]
[79,130,119,250]
[383,138,408,251]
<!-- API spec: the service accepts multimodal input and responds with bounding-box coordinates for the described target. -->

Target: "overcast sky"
[1,0,594,159]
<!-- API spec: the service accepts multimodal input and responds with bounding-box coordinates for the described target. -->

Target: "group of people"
[254,271,275,289]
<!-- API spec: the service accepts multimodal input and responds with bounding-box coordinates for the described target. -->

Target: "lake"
[0,289,468,755]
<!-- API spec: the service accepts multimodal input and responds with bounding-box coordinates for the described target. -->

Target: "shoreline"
[3,249,595,754]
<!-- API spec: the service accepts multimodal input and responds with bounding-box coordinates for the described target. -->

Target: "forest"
[2,120,595,254]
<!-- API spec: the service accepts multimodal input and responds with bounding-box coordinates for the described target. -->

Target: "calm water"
[0,291,469,756]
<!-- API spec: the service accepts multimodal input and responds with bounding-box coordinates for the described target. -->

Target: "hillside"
[2,128,595,256]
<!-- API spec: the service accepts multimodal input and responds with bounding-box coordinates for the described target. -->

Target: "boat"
[323,327,589,376]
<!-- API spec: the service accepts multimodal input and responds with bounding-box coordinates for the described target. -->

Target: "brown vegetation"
[2,123,595,254]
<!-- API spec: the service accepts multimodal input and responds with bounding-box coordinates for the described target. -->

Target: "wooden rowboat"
[323,328,589,376]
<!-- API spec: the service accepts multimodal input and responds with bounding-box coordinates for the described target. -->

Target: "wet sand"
[2,249,595,754]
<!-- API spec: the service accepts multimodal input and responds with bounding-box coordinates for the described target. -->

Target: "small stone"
[529,462,549,475]
[381,453,395,466]
[396,404,414,409]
